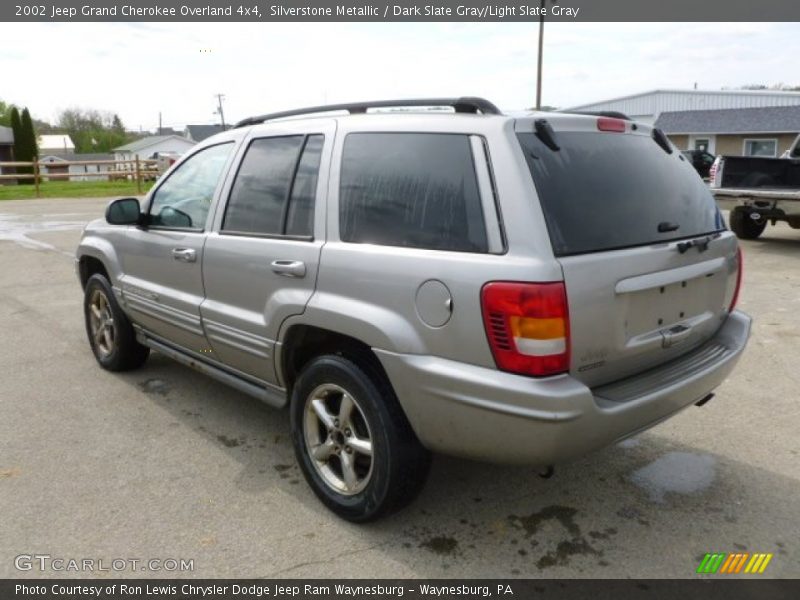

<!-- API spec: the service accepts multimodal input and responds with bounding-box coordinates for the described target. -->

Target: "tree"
[32,117,55,134]
[0,100,18,128]
[10,106,34,182]
[56,108,133,153]
[12,107,39,181]
[9,107,22,157]
[111,114,125,134]
[20,108,38,160]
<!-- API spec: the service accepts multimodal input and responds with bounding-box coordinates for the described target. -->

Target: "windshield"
[517,131,724,256]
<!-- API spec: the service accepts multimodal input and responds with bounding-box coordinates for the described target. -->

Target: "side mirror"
[106,197,142,225]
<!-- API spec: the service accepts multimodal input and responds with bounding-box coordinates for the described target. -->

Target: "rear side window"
[517,131,724,256]
[223,135,323,237]
[339,133,488,253]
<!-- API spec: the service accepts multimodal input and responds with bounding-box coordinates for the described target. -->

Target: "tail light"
[729,246,743,312]
[481,282,570,377]
[709,157,723,188]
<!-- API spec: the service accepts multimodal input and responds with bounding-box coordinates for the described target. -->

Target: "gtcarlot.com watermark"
[14,554,194,573]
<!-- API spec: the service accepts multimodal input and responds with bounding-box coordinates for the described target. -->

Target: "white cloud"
[0,22,797,130]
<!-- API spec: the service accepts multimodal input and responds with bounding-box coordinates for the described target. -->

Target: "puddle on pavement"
[616,437,641,449]
[420,536,459,556]
[0,213,87,255]
[507,505,614,569]
[629,451,716,503]
[138,378,171,395]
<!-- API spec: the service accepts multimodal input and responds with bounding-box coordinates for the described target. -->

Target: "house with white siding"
[113,135,195,161]
[112,135,196,171]
[37,134,76,157]
[39,152,115,182]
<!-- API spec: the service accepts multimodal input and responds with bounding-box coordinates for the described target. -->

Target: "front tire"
[83,274,149,371]
[290,354,430,522]
[729,208,767,239]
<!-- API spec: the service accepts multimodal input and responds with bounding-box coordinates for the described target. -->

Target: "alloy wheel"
[88,289,116,358]
[303,383,374,495]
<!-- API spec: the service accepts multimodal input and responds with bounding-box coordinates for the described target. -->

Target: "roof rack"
[234,97,502,128]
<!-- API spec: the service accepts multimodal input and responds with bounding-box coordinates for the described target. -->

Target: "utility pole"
[158,111,162,134]
[215,94,226,128]
[536,0,545,110]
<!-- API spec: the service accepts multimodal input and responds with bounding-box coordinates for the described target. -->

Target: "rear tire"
[84,274,149,371]
[729,208,766,240]
[290,354,431,522]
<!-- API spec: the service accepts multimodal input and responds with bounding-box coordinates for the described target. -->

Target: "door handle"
[271,259,306,278]
[171,248,197,263]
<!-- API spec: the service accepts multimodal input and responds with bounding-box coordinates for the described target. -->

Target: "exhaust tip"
[539,466,555,479]
[695,393,715,407]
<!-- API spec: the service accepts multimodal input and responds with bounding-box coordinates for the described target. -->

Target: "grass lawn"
[0,180,155,201]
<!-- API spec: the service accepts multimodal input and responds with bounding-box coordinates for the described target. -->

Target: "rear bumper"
[375,310,751,465]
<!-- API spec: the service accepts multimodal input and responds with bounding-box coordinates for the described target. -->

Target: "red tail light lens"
[481,282,570,377]
[729,246,743,312]
[597,117,626,132]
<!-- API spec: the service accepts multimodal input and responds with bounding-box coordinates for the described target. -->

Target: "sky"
[1,21,798,131]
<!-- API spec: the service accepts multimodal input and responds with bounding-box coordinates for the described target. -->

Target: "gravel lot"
[1,197,798,579]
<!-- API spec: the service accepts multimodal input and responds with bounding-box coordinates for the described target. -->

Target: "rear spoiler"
[568,110,633,121]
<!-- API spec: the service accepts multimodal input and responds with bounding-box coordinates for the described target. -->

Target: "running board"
[139,335,286,409]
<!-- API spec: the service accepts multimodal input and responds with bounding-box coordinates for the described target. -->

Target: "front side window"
[339,133,488,253]
[744,139,777,157]
[223,135,324,237]
[149,143,233,229]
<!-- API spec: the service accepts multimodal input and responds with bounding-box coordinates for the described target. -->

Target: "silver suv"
[77,98,751,521]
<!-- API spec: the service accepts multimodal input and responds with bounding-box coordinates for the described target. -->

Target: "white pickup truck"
[710,134,800,239]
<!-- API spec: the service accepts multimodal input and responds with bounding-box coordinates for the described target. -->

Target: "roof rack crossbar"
[234,97,501,128]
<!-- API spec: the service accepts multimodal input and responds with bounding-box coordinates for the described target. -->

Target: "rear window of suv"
[517,130,724,256]
[339,133,488,253]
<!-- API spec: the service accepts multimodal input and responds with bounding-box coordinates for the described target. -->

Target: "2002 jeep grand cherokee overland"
[76,97,751,521]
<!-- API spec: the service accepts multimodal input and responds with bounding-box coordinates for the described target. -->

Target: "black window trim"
[470,134,507,255]
[145,141,235,233]
[337,130,494,255]
[484,139,509,255]
[219,133,321,241]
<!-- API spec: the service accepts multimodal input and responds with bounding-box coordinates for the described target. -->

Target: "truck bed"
[712,187,800,201]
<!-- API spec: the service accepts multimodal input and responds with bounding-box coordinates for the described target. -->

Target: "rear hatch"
[516,116,739,387]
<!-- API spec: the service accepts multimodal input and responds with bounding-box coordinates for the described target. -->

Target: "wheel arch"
[77,236,123,288]
[78,255,110,289]
[278,324,393,396]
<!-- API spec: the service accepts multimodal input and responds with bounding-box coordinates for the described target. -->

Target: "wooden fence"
[0,156,160,197]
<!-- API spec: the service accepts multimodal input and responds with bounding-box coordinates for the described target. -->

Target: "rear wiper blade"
[677,234,716,253]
